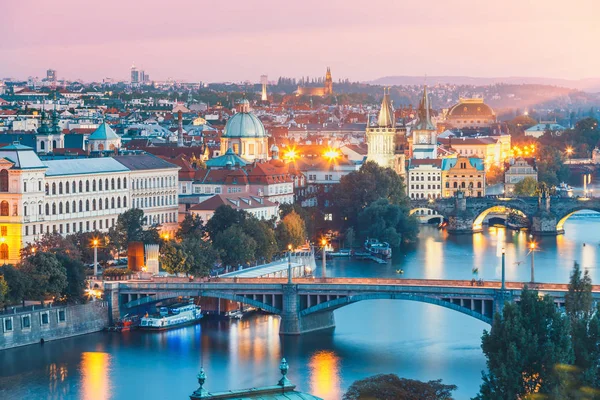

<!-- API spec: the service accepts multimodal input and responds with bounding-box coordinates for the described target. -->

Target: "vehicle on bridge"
[140,299,203,331]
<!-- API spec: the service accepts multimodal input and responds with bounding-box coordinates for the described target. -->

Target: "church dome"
[223,111,266,138]
[447,98,495,118]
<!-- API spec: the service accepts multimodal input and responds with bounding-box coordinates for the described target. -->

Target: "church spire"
[377,88,395,128]
[414,85,435,131]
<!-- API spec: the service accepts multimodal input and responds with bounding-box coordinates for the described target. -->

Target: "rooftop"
[113,154,179,171]
[43,157,129,176]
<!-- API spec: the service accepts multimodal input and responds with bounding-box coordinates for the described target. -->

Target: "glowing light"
[284,148,298,161]
[323,148,340,160]
[162,233,170,241]
[81,352,111,400]
[92,238,98,247]
[309,351,341,400]
[566,146,574,156]
[529,242,536,250]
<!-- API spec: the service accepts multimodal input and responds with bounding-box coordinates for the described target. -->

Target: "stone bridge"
[104,277,600,335]
[410,192,600,235]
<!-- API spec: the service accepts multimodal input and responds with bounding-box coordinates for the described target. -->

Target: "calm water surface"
[1,215,600,400]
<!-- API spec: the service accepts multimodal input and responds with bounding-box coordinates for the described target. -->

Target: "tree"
[357,198,419,246]
[177,213,206,240]
[513,177,538,197]
[160,237,218,277]
[66,231,112,265]
[55,253,87,303]
[343,374,456,400]
[214,225,257,268]
[0,276,8,308]
[334,161,410,228]
[21,232,81,260]
[108,208,158,255]
[21,252,68,301]
[159,240,190,275]
[344,227,356,248]
[243,217,277,263]
[275,210,306,251]
[476,288,573,399]
[565,262,593,321]
[486,164,505,185]
[206,205,247,241]
[0,265,30,304]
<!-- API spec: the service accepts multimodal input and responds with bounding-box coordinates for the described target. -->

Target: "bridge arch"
[409,207,444,224]
[556,207,600,232]
[299,292,493,324]
[472,204,530,231]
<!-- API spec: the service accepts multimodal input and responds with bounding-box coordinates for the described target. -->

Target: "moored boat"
[140,299,203,331]
[364,238,392,259]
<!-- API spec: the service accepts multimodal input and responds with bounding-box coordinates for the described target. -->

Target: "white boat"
[140,299,203,331]
[364,239,392,259]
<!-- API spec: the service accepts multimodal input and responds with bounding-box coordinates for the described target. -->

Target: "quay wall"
[0,301,109,351]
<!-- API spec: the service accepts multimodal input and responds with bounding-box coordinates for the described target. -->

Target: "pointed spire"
[377,88,395,128]
[414,85,435,131]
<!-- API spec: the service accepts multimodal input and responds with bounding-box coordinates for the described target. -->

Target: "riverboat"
[140,299,203,331]
[364,239,392,259]
[107,314,140,332]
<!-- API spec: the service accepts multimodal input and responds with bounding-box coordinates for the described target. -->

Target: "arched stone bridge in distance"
[104,277,600,335]
[410,194,600,235]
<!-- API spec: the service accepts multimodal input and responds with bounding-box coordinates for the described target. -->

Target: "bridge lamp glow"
[323,149,340,160]
[566,147,574,156]
[92,238,99,247]
[529,242,536,250]
[321,238,327,246]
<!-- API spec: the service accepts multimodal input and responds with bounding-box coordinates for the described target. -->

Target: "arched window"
[52,203,56,215]
[123,196,127,208]
[111,197,115,208]
[79,200,83,212]
[92,199,96,211]
[52,183,56,195]
[72,181,76,193]
[86,180,90,192]
[461,182,466,188]
[45,183,49,195]
[477,182,482,188]
[40,141,45,151]
[99,180,103,191]
[59,182,63,194]
[111,178,115,190]
[117,197,121,208]
[93,180,96,191]
[123,178,127,188]
[59,202,63,214]
[65,181,70,194]
[0,201,8,216]
[99,199,103,210]
[453,182,457,188]
[105,179,109,190]
[86,200,90,211]
[105,198,109,209]
[24,205,27,216]
[117,178,121,189]
[161,177,164,187]
[45,203,49,216]
[65,202,70,213]
[72,201,76,213]
[79,181,83,192]
[0,243,8,260]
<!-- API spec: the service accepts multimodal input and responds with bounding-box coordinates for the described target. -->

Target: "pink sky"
[2,0,599,83]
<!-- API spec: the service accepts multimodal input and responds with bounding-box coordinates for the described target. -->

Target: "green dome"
[223,111,266,138]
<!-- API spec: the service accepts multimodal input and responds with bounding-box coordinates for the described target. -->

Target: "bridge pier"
[279,284,335,335]
[531,213,561,235]
[104,282,121,325]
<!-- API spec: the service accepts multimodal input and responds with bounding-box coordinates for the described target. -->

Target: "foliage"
[486,164,505,185]
[0,276,8,308]
[21,252,68,301]
[275,210,306,251]
[343,374,456,400]
[243,217,278,262]
[66,231,113,264]
[357,198,419,246]
[206,205,247,241]
[536,145,571,187]
[55,253,87,303]
[476,288,573,399]
[214,225,257,267]
[21,233,81,260]
[279,203,316,239]
[177,213,206,240]
[108,208,158,254]
[160,237,217,277]
[344,227,356,248]
[0,265,29,303]
[513,177,539,197]
[102,268,133,277]
[334,161,410,228]
[565,262,594,321]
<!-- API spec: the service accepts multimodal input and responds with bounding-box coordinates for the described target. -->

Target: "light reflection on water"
[0,217,599,400]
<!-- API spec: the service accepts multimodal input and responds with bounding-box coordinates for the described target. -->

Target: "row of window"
[445,182,483,189]
[37,197,128,216]
[410,184,441,190]
[45,177,127,196]
[2,310,66,333]
[133,195,176,209]
[133,176,176,190]
[410,175,441,181]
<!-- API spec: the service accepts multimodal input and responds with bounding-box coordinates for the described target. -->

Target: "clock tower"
[411,86,437,159]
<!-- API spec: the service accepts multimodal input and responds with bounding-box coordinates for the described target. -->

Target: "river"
[1,215,600,400]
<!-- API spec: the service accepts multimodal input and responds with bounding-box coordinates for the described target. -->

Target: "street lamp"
[501,247,506,291]
[287,244,293,284]
[566,146,573,163]
[321,238,327,279]
[92,238,99,277]
[529,241,536,284]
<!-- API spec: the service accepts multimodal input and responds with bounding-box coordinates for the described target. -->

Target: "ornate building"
[220,100,269,162]
[297,67,333,97]
[366,88,407,176]
[36,110,64,153]
[444,97,496,129]
[411,86,438,159]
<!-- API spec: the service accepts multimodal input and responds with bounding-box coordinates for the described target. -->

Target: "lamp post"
[529,241,536,284]
[321,239,327,279]
[287,244,292,284]
[501,247,506,291]
[92,239,99,277]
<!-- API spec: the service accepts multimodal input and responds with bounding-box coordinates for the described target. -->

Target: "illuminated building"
[297,67,333,97]
[525,121,566,138]
[261,75,268,101]
[0,145,179,264]
[366,88,407,176]
[411,86,438,160]
[220,99,269,162]
[444,97,496,129]
[438,135,511,168]
[407,159,442,199]
[504,157,537,193]
[441,156,486,198]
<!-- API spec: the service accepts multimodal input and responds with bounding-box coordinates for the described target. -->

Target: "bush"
[102,268,133,277]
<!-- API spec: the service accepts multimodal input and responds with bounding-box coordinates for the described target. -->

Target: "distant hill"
[370,76,600,93]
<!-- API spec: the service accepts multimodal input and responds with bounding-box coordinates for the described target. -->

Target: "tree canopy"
[20,252,68,301]
[357,198,418,246]
[343,374,456,400]
[275,210,306,251]
[513,177,538,197]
